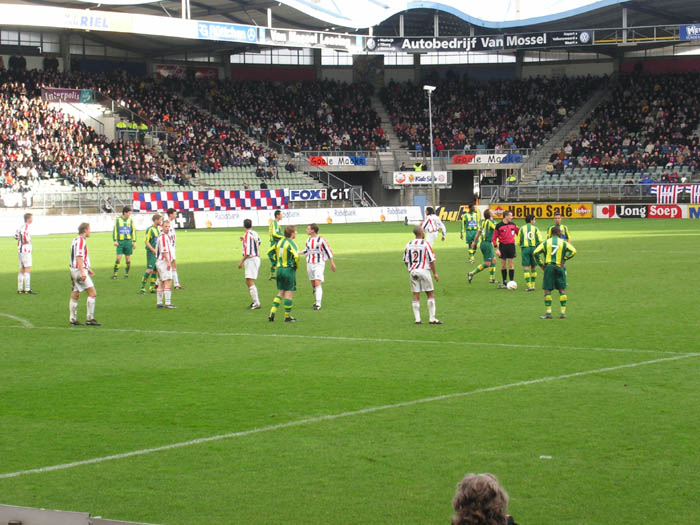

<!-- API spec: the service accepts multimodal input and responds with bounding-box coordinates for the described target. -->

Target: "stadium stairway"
[369,95,403,149]
[521,82,612,183]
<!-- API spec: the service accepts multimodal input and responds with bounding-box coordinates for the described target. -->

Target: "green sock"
[524,271,530,287]
[113,260,120,274]
[473,264,485,275]
[560,294,567,315]
[530,271,537,287]
[270,296,282,314]
[141,272,149,288]
[489,267,496,280]
[125,262,131,275]
[545,294,553,314]
[284,298,293,318]
[149,274,157,290]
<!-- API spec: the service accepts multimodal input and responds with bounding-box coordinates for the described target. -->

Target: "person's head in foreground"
[451,473,515,525]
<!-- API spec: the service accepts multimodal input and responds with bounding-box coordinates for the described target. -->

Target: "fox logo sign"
[289,189,327,202]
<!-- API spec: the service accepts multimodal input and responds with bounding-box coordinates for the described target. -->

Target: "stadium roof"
[2,0,699,57]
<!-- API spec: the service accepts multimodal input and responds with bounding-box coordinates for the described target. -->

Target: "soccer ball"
[507,280,518,290]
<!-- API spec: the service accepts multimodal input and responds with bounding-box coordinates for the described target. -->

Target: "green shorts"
[480,240,495,262]
[466,231,478,245]
[521,247,537,268]
[542,264,567,291]
[146,251,156,270]
[276,267,297,291]
[116,240,134,256]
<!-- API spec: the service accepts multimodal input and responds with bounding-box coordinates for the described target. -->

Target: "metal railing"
[483,183,691,203]
[0,189,133,214]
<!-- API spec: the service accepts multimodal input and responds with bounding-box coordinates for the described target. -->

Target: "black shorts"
[499,243,516,259]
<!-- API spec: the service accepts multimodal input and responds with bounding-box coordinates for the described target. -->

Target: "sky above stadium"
[280,0,623,29]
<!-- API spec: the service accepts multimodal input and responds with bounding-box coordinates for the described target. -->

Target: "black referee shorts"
[499,243,516,260]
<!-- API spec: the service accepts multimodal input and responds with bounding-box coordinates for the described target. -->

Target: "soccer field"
[1,219,699,524]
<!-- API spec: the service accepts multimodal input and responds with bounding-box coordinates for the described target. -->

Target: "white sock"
[164,289,172,305]
[157,291,163,305]
[86,296,96,320]
[412,301,421,322]
[69,299,78,321]
[173,271,179,286]
[24,273,30,291]
[314,286,323,306]
[18,273,23,292]
[249,285,259,305]
[427,298,436,322]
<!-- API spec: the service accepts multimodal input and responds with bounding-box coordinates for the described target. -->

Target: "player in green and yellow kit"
[516,214,544,292]
[547,211,571,241]
[467,210,498,284]
[112,206,136,279]
[140,213,162,294]
[533,226,577,319]
[460,204,480,263]
[268,225,299,323]
[267,209,284,280]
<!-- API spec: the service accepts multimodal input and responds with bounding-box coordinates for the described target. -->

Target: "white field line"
[0,313,33,328]
[0,353,696,481]
[0,324,692,356]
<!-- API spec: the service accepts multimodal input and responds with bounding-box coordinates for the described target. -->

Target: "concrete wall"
[320,67,354,83]
[521,61,614,78]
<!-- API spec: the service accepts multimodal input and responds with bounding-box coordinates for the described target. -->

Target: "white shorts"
[18,252,32,269]
[409,269,434,293]
[307,262,325,282]
[425,231,438,246]
[244,257,260,280]
[70,268,95,292]
[156,259,173,282]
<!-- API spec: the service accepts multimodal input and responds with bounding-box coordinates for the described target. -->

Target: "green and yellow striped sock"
[523,271,530,287]
[149,274,157,290]
[141,272,149,289]
[270,296,282,314]
[545,294,553,314]
[489,267,496,280]
[530,271,537,288]
[113,260,120,274]
[473,264,485,275]
[560,294,567,315]
[284,298,293,318]
[125,261,131,275]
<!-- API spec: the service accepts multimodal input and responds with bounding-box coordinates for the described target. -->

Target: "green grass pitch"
[1,219,699,524]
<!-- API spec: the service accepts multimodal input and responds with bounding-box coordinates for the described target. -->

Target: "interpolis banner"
[42,88,93,104]
[365,30,592,53]
[490,203,593,220]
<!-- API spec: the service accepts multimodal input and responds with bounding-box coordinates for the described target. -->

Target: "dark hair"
[243,219,252,229]
[308,223,319,234]
[425,207,435,215]
[550,226,561,237]
[122,206,131,214]
[284,225,296,238]
[78,222,90,234]
[554,211,562,217]
[274,209,282,219]
[452,473,510,525]
[166,208,176,215]
[525,214,534,223]
[483,210,491,220]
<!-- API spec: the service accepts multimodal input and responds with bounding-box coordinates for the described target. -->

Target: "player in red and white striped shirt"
[155,220,176,309]
[300,223,336,310]
[403,226,441,324]
[166,208,182,289]
[238,218,261,309]
[421,207,447,247]
[14,213,38,294]
[69,222,100,326]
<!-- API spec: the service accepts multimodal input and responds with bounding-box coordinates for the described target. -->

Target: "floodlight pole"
[426,87,437,207]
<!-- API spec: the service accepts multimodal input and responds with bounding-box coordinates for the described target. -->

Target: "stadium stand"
[534,72,700,187]
[379,76,602,152]
[181,78,389,152]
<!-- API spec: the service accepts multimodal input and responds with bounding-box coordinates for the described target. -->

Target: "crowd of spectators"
[548,72,700,174]
[182,78,388,152]
[380,75,601,152]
